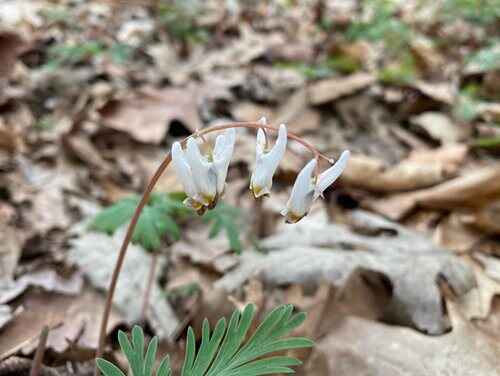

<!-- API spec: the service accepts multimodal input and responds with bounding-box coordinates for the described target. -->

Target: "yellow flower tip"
[250,184,270,199]
[184,197,204,211]
[207,194,219,210]
[284,211,305,224]
[200,193,216,206]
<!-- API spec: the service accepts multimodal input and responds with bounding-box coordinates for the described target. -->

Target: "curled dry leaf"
[232,90,321,135]
[0,289,122,360]
[412,80,456,105]
[216,210,475,334]
[304,300,500,376]
[0,31,28,79]
[462,201,500,234]
[342,144,467,193]
[308,73,376,105]
[410,112,470,144]
[99,86,202,144]
[0,268,83,305]
[433,212,482,254]
[457,255,500,320]
[369,164,500,220]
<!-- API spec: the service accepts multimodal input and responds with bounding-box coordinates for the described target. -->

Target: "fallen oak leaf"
[342,145,467,193]
[216,210,475,334]
[307,72,375,105]
[99,86,202,144]
[368,164,500,220]
[305,299,500,376]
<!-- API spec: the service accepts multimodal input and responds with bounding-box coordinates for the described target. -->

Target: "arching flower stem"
[94,121,333,375]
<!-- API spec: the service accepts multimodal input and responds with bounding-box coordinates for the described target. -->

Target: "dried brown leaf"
[308,73,375,105]
[99,86,202,144]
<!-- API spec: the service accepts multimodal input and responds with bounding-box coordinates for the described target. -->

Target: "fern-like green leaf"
[182,304,313,376]
[90,193,187,251]
[202,203,243,254]
[101,325,171,376]
[96,305,311,376]
[96,359,126,376]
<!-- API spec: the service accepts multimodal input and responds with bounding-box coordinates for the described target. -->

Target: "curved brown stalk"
[94,121,332,375]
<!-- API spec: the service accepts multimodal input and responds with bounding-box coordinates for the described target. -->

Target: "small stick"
[30,326,49,376]
[140,252,159,320]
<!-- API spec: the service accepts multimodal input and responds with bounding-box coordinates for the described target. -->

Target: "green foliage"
[97,326,171,376]
[34,115,57,131]
[274,54,361,80]
[108,43,136,64]
[473,136,500,149]
[274,61,335,80]
[44,41,134,69]
[45,41,104,69]
[378,53,418,85]
[346,0,412,50]
[39,7,71,25]
[90,193,189,251]
[165,282,201,299]
[90,193,244,253]
[466,43,500,73]
[157,1,209,43]
[97,304,313,376]
[441,0,500,25]
[452,85,482,122]
[203,203,243,254]
[326,55,362,74]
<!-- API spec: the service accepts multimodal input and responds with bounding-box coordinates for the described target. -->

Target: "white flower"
[213,128,236,196]
[171,129,236,211]
[250,123,287,198]
[281,150,350,223]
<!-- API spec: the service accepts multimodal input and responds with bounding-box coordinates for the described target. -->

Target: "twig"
[94,121,333,375]
[140,252,159,321]
[30,326,49,376]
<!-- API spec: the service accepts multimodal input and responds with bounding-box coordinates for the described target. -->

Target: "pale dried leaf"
[308,73,375,105]
[217,210,475,334]
[68,227,179,339]
[99,86,202,144]
[370,165,500,220]
[411,112,469,143]
[306,301,500,376]
[343,145,467,192]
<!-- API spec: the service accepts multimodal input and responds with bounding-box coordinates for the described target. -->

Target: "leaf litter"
[1,0,500,374]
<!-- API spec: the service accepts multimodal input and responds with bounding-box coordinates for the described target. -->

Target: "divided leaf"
[96,304,312,376]
[90,193,187,251]
[182,304,313,376]
[97,325,172,376]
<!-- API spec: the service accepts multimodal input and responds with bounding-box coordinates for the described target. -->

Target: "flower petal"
[213,128,236,194]
[281,158,316,223]
[250,124,288,198]
[313,150,350,200]
[186,138,217,204]
[264,123,287,173]
[255,128,266,158]
[171,142,197,199]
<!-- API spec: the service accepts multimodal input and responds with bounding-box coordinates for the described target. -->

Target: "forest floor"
[1,0,500,375]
